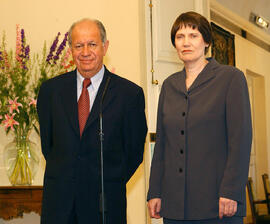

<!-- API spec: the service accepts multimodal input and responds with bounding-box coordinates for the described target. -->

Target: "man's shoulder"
[48,70,75,82]
[110,73,142,94]
[41,70,75,88]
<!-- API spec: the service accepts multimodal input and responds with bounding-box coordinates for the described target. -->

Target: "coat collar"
[176,57,219,94]
[59,67,116,137]
[83,67,116,134]
[59,70,78,135]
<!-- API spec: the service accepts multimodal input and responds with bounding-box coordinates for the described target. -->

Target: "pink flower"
[61,48,71,67]
[8,97,22,114]
[16,24,22,63]
[2,114,19,131]
[111,67,116,73]
[29,98,37,107]
[63,60,74,72]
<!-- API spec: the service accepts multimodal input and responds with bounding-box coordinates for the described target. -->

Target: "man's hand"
[147,198,161,219]
[219,197,237,219]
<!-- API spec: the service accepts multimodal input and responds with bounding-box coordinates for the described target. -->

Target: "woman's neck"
[185,58,208,79]
[184,57,208,90]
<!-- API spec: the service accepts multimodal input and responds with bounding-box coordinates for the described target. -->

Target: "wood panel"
[0,186,42,220]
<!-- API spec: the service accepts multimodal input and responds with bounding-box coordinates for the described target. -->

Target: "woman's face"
[174,26,208,64]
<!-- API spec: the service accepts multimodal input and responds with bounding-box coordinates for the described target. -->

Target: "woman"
[147,11,252,224]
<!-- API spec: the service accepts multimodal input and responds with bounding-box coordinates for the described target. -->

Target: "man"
[37,18,147,224]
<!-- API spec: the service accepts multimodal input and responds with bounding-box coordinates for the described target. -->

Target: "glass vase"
[3,134,40,185]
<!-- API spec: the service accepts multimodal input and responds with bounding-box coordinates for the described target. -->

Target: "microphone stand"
[99,76,111,224]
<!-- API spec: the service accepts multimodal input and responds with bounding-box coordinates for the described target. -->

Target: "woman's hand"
[148,198,162,218]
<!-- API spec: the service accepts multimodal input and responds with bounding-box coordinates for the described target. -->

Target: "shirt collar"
[77,65,105,90]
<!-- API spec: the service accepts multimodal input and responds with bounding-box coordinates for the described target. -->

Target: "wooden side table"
[0,186,43,220]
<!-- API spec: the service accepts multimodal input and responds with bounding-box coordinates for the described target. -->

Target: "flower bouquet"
[0,25,75,185]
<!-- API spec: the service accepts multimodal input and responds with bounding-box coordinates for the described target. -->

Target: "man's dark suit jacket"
[147,58,252,220]
[37,67,147,224]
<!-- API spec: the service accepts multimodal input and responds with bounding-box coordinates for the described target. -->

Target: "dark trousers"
[163,217,243,224]
[67,203,77,224]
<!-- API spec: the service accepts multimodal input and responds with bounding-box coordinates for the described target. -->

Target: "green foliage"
[0,26,75,136]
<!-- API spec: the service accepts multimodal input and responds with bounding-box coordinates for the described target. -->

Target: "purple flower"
[53,32,68,63]
[0,51,2,61]
[46,32,60,64]
[21,29,25,40]
[25,45,30,60]
[18,41,30,70]
[21,29,25,52]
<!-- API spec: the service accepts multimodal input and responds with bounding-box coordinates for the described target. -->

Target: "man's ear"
[103,40,109,55]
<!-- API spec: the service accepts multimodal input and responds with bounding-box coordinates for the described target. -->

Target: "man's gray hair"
[68,18,107,46]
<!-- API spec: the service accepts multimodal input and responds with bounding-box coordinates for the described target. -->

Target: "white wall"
[235,35,270,174]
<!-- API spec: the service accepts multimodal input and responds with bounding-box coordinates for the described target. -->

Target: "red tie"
[78,78,91,137]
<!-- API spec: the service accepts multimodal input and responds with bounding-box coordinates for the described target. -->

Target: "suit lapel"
[58,70,80,136]
[84,68,116,132]
[188,58,218,92]
[175,70,187,94]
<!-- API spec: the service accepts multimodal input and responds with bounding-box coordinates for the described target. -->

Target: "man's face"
[71,21,109,78]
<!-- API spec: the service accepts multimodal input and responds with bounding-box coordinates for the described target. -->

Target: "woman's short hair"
[171,11,212,54]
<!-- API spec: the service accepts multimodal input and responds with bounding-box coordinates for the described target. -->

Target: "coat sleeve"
[37,81,52,160]
[147,84,165,200]
[219,69,252,203]
[124,87,147,182]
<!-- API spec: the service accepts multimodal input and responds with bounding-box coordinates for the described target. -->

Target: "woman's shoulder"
[208,59,245,83]
[218,64,243,74]
[163,70,184,85]
[211,59,243,76]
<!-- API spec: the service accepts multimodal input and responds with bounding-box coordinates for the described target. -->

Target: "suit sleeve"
[219,70,252,203]
[124,87,147,182]
[37,81,52,160]
[147,84,165,200]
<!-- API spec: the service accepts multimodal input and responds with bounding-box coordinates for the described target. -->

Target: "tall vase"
[3,133,40,185]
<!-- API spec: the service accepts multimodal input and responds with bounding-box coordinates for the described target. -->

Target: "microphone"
[99,75,111,224]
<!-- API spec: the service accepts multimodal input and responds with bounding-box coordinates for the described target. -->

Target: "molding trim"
[153,0,180,63]
[194,0,210,18]
[210,0,270,44]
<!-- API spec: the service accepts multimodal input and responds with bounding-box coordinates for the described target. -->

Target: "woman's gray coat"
[147,58,252,220]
